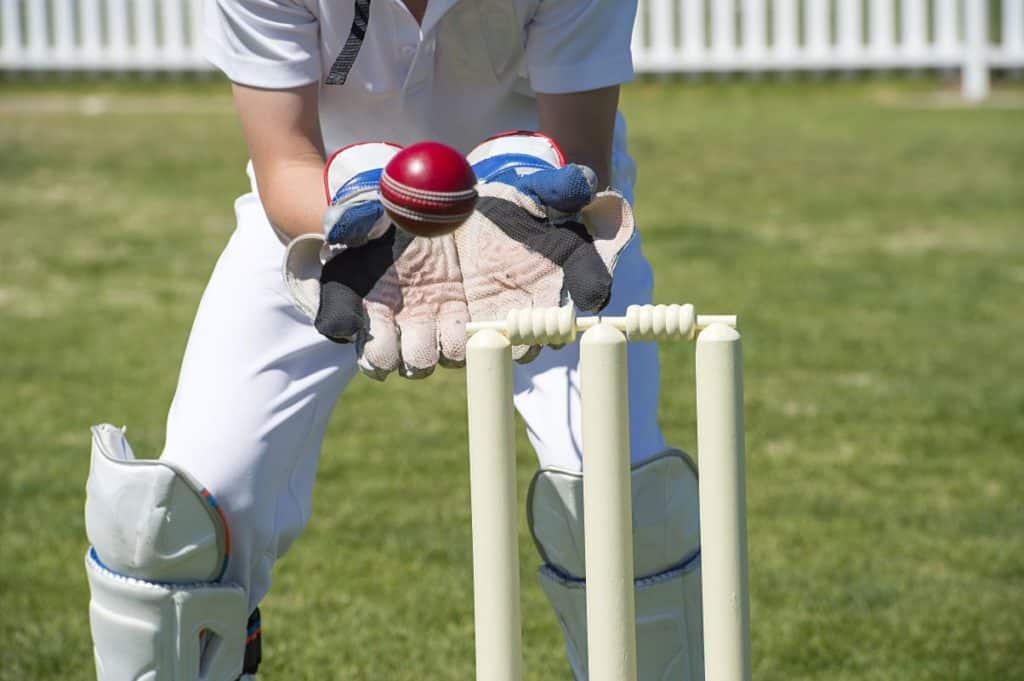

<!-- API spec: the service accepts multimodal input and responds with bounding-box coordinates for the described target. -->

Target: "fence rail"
[2,0,1023,99]
[1,0,205,70]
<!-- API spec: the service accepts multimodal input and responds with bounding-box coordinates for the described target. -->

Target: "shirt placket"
[384,0,434,93]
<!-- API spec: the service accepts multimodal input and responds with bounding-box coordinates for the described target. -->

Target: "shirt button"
[400,45,416,58]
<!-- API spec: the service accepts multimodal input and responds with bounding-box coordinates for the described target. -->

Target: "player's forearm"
[255,156,327,240]
[537,86,619,188]
[553,139,612,190]
[232,82,327,241]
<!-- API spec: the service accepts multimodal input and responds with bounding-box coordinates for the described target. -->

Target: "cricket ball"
[380,141,478,238]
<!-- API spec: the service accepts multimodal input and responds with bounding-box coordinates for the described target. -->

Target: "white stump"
[466,329,522,681]
[581,323,638,681]
[696,324,751,681]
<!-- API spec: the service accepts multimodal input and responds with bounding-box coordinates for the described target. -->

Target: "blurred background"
[1,1,1022,680]
[1,0,1023,98]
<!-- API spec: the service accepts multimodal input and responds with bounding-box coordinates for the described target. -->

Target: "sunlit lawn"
[1,76,1022,680]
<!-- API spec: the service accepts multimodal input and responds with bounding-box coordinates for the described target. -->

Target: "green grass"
[1,77,1022,681]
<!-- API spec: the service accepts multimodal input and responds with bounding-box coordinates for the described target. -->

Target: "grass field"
[1,77,1022,681]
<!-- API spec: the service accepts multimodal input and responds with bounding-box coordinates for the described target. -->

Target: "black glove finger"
[476,196,587,264]
[561,244,613,313]
[516,216,611,312]
[314,226,414,342]
[477,196,613,312]
[315,278,363,343]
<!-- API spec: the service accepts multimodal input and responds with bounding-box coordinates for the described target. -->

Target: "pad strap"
[528,450,705,681]
[86,550,248,681]
[536,557,703,681]
[243,608,262,676]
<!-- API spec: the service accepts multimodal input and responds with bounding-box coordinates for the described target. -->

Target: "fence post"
[901,0,927,60]
[963,0,990,101]
[1,0,22,68]
[711,0,736,65]
[190,0,205,65]
[1006,0,1024,59]
[774,0,798,64]
[837,0,862,60]
[742,0,766,64]
[935,0,959,61]
[651,0,676,68]
[681,0,706,67]
[54,0,76,66]
[805,0,830,62]
[108,0,130,68]
[163,0,187,67]
[136,0,159,67]
[869,0,895,63]
[27,0,47,64]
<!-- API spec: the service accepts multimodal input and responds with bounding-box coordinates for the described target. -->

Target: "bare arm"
[537,86,620,189]
[232,82,326,241]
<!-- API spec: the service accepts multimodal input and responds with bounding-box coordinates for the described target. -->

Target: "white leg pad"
[85,424,229,583]
[84,424,247,681]
[529,450,705,681]
[86,551,248,681]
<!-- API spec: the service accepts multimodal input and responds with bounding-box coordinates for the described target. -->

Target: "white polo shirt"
[205,0,638,157]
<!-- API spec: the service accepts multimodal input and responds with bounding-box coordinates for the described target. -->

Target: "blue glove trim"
[509,166,596,214]
[331,167,383,205]
[472,153,557,185]
[325,200,385,245]
[474,154,594,213]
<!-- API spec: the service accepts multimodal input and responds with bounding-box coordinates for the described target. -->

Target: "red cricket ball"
[380,141,478,238]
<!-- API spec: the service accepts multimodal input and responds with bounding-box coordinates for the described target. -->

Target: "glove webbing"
[476,196,613,313]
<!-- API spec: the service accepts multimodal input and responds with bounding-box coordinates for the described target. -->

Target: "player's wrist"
[321,142,403,247]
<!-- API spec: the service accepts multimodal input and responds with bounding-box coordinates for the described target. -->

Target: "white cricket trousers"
[160,193,666,611]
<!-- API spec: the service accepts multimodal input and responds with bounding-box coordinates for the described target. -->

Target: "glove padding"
[283,142,469,380]
[284,134,636,375]
[456,132,635,361]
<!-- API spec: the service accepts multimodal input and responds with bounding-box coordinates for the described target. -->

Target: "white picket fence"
[2,0,1023,99]
[635,0,1024,98]
[1,0,205,70]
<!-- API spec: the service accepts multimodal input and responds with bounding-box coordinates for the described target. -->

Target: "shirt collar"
[420,0,463,35]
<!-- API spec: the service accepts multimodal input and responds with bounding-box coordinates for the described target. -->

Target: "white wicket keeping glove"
[283,142,470,380]
[455,132,636,361]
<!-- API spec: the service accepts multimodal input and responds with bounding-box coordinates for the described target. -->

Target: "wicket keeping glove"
[454,132,636,361]
[283,142,469,380]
